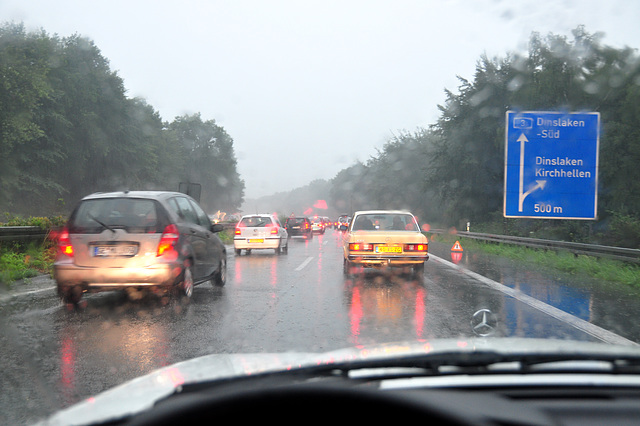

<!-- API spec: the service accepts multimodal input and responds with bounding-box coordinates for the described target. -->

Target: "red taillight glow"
[157,224,179,257]
[58,228,74,257]
[235,227,241,235]
[349,243,373,252]
[270,226,278,234]
[404,243,428,252]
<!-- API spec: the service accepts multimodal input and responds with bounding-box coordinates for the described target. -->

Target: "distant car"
[53,191,228,304]
[338,215,351,231]
[234,214,288,255]
[309,215,326,234]
[342,210,428,276]
[284,216,313,239]
[322,216,332,229]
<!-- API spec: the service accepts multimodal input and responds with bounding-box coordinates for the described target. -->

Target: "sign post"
[504,111,600,220]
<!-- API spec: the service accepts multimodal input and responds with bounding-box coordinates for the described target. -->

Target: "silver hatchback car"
[54,191,227,304]
[233,214,288,255]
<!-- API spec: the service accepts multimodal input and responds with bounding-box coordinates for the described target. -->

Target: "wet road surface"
[1,228,639,424]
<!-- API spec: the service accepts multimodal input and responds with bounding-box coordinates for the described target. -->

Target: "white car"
[234,214,288,255]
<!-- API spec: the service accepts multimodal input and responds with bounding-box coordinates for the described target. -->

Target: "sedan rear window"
[351,214,417,231]
[69,198,166,233]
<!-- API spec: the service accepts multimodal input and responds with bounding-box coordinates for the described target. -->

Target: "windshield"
[1,1,640,425]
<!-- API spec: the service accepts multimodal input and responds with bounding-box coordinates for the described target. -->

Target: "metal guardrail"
[4,225,638,263]
[0,222,237,244]
[429,230,640,264]
[0,226,50,242]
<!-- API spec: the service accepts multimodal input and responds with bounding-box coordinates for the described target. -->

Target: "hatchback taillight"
[157,224,179,257]
[270,226,278,235]
[58,227,74,257]
[235,227,241,235]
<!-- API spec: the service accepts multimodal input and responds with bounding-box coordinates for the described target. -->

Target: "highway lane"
[0,228,634,424]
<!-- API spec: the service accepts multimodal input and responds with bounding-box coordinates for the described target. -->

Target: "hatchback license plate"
[248,239,264,243]
[376,246,402,253]
[92,245,138,257]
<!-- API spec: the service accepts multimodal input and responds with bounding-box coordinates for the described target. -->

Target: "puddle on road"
[427,240,640,343]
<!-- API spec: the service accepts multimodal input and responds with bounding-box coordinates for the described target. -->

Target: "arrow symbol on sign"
[517,133,546,211]
[519,180,547,211]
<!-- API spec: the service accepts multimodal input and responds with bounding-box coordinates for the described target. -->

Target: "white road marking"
[430,253,638,347]
[0,285,56,302]
[295,257,314,271]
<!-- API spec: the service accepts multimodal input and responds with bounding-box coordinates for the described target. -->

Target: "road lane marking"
[430,253,638,347]
[0,286,56,302]
[295,257,314,271]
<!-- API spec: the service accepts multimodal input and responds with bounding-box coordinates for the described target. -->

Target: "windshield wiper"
[89,214,116,233]
[161,350,640,403]
[331,351,640,378]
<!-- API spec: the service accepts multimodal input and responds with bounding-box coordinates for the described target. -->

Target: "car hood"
[37,337,640,426]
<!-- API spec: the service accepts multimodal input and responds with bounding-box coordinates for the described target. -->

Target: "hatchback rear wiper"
[89,214,116,233]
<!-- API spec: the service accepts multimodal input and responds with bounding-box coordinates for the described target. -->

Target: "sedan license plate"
[92,245,138,257]
[248,239,264,243]
[375,246,402,253]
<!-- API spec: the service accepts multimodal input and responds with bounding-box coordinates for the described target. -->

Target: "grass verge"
[429,233,640,288]
[0,241,56,288]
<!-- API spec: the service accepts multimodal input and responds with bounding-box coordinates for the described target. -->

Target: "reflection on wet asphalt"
[1,229,639,424]
[427,237,640,344]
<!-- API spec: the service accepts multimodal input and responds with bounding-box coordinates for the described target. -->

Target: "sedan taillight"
[157,224,179,257]
[404,243,428,252]
[349,243,374,252]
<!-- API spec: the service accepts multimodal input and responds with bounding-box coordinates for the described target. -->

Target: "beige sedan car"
[342,210,428,276]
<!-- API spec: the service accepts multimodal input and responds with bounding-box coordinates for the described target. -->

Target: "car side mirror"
[211,223,224,233]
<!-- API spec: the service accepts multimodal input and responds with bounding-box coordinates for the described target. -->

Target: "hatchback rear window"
[239,216,273,227]
[69,198,167,233]
[286,218,304,225]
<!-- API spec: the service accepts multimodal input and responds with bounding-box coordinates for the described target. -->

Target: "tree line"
[328,27,640,247]
[0,23,244,216]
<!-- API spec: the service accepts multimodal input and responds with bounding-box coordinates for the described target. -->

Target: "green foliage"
[167,114,245,212]
[0,213,66,228]
[328,130,442,222]
[0,241,55,287]
[599,212,640,248]
[217,229,234,245]
[328,26,640,247]
[0,23,244,216]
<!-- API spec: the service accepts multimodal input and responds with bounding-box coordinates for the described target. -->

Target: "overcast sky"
[2,0,639,199]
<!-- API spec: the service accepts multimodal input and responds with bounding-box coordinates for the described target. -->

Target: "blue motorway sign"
[504,111,600,219]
